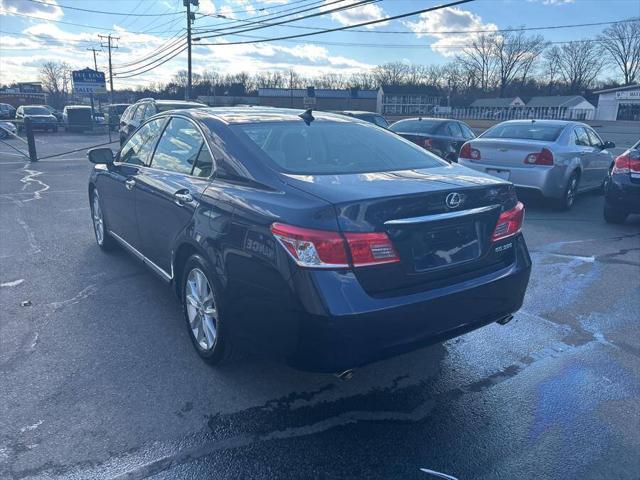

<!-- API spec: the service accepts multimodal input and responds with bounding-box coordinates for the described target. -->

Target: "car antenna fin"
[299,109,314,126]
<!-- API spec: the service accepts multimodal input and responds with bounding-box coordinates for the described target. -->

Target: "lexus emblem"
[446,192,464,209]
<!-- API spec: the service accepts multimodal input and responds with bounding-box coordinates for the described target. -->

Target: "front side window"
[233,120,446,175]
[460,123,476,139]
[573,127,590,146]
[445,122,464,138]
[586,128,602,147]
[150,117,206,175]
[119,118,165,166]
[132,105,146,123]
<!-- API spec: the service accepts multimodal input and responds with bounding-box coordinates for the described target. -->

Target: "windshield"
[482,123,564,141]
[233,121,446,175]
[23,106,50,115]
[390,120,442,134]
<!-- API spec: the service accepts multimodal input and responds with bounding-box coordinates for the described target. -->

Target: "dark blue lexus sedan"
[87,107,531,372]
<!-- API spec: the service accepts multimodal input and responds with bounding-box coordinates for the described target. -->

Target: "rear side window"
[234,121,446,175]
[444,122,463,138]
[373,116,389,128]
[150,117,205,175]
[120,118,165,166]
[585,128,602,147]
[132,105,145,123]
[390,119,442,134]
[483,123,563,142]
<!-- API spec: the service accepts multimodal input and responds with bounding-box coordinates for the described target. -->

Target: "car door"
[573,126,599,189]
[99,118,166,249]
[585,127,613,184]
[135,116,214,275]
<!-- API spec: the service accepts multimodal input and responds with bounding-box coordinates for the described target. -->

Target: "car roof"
[164,106,364,124]
[65,105,91,109]
[340,110,378,115]
[494,119,582,127]
[394,117,449,122]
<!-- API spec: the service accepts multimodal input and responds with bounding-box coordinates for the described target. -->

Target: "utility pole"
[98,34,119,103]
[184,0,198,100]
[87,47,99,71]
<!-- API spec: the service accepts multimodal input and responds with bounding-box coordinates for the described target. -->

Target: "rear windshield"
[233,121,446,175]
[482,123,564,141]
[156,103,203,113]
[390,120,442,134]
[23,107,50,115]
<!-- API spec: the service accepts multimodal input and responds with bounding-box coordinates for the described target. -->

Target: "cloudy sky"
[0,0,634,88]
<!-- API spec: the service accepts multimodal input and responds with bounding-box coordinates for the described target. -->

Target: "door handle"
[173,191,193,205]
[125,178,136,190]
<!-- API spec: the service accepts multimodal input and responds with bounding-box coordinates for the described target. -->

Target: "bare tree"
[491,31,546,96]
[348,71,376,89]
[456,33,497,92]
[373,61,409,85]
[39,61,71,108]
[598,19,640,85]
[316,72,348,89]
[555,40,603,93]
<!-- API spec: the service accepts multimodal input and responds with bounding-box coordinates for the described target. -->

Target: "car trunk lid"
[465,138,553,167]
[283,164,518,295]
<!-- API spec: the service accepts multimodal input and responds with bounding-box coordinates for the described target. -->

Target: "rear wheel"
[604,203,627,224]
[90,189,116,251]
[182,255,235,365]
[557,172,579,210]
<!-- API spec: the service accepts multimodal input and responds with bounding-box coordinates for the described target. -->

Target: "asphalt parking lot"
[1,131,639,480]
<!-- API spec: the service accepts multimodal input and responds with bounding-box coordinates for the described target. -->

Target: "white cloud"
[527,0,574,5]
[0,0,63,20]
[199,0,217,15]
[405,7,498,57]
[321,0,388,29]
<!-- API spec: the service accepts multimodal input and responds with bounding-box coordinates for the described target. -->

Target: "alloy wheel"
[185,268,218,351]
[566,176,578,207]
[92,193,104,245]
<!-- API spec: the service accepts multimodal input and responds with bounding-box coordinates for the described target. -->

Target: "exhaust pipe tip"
[496,314,514,326]
[335,369,355,381]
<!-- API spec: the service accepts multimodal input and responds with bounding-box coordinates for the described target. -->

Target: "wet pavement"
[0,134,639,479]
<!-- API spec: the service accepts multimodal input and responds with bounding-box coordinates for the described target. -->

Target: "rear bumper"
[605,173,640,213]
[460,159,567,199]
[288,234,532,372]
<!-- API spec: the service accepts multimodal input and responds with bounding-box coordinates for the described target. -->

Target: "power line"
[115,45,188,79]
[23,0,182,16]
[196,0,319,16]
[112,33,187,69]
[113,40,187,76]
[194,0,476,44]
[194,0,377,38]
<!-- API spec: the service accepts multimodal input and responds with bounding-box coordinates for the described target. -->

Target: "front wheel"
[604,203,627,224]
[182,255,234,365]
[557,173,579,210]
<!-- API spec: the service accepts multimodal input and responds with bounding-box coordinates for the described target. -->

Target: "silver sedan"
[459,120,616,209]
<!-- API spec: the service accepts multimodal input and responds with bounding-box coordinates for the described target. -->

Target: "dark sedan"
[604,139,640,223]
[390,117,476,162]
[87,108,531,372]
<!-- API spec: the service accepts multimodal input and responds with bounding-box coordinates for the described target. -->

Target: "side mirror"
[602,141,615,150]
[88,147,114,164]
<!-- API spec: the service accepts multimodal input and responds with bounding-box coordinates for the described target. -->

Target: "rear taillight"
[270,223,400,269]
[423,138,433,148]
[492,202,525,242]
[524,148,554,166]
[344,232,399,266]
[612,153,640,174]
[460,142,480,160]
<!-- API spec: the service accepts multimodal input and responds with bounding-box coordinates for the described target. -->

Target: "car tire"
[90,189,116,251]
[557,172,579,211]
[181,254,235,365]
[603,203,627,224]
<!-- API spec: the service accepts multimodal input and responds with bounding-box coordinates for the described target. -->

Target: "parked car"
[603,139,640,224]
[119,98,206,145]
[15,105,58,132]
[389,118,476,162]
[105,103,130,131]
[0,120,17,139]
[44,105,63,123]
[87,107,531,372]
[333,110,389,128]
[62,105,93,132]
[458,120,615,210]
[0,103,16,119]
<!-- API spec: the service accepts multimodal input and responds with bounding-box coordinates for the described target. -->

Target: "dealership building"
[595,84,640,121]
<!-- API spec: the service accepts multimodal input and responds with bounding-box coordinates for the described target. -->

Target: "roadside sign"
[72,68,107,94]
